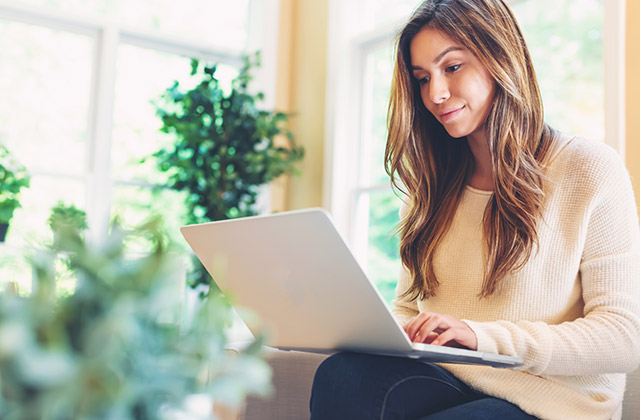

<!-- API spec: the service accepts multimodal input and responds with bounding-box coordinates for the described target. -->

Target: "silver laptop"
[180,208,523,369]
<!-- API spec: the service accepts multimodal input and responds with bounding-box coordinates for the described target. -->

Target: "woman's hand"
[403,312,478,351]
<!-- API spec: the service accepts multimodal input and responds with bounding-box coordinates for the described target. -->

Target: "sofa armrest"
[623,367,640,420]
[238,349,329,420]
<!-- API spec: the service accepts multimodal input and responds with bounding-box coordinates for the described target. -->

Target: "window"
[0,0,278,293]
[512,0,606,140]
[0,17,93,289]
[326,0,623,306]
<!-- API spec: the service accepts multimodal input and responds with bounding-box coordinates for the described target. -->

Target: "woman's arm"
[465,145,640,376]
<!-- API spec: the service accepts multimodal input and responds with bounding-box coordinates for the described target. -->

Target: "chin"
[437,120,471,139]
[443,128,469,139]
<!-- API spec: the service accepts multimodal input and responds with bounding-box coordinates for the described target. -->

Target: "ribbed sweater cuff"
[462,319,497,354]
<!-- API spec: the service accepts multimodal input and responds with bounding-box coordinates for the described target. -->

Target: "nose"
[428,75,450,104]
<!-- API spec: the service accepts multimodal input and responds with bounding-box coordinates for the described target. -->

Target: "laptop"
[180,208,523,368]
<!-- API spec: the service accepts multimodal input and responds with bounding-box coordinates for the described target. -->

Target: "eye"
[417,75,430,85]
[446,64,461,73]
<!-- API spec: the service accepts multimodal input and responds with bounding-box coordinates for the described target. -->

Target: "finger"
[416,332,439,344]
[405,313,430,340]
[402,315,419,333]
[417,315,451,340]
[431,328,459,347]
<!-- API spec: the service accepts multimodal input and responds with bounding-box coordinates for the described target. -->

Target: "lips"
[439,106,464,123]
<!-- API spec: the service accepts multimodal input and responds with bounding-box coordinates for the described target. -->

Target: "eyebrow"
[411,46,465,71]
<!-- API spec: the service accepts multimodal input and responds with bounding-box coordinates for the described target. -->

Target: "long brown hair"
[385,0,559,299]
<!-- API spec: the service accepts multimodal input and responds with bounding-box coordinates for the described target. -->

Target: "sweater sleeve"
[464,145,640,376]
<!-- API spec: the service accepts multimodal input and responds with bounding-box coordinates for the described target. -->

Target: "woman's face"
[410,27,495,142]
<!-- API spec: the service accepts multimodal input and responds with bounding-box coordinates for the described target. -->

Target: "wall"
[627,0,640,213]
[271,0,328,212]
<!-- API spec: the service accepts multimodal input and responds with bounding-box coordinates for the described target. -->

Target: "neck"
[467,130,493,191]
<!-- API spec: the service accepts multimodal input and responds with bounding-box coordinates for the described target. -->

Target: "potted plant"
[152,52,304,288]
[0,217,272,419]
[0,145,30,242]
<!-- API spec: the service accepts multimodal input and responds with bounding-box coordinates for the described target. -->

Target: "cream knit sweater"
[392,136,640,420]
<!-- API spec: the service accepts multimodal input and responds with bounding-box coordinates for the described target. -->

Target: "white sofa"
[230,349,640,420]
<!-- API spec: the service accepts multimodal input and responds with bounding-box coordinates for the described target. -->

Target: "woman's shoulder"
[550,135,621,168]
[547,134,628,190]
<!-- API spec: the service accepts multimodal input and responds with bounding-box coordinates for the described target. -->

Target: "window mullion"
[242,0,280,214]
[246,0,280,109]
[325,1,367,237]
[86,25,119,245]
[0,0,100,36]
[119,29,244,67]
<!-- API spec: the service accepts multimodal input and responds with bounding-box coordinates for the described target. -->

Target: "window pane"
[6,176,86,247]
[355,0,420,33]
[358,189,402,307]
[112,44,238,185]
[112,46,192,185]
[118,1,249,51]
[0,19,91,175]
[512,0,604,139]
[110,185,189,254]
[362,42,395,187]
[18,0,250,51]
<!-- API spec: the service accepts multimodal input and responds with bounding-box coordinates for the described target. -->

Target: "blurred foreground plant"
[0,218,271,419]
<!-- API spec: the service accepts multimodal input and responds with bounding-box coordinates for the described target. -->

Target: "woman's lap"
[416,397,539,419]
[310,352,538,420]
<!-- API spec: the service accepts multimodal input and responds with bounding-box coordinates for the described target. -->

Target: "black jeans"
[310,352,539,420]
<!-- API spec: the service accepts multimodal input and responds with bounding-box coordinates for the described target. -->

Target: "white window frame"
[0,0,280,246]
[325,0,626,261]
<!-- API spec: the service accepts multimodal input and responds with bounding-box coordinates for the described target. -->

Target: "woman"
[309,0,640,419]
